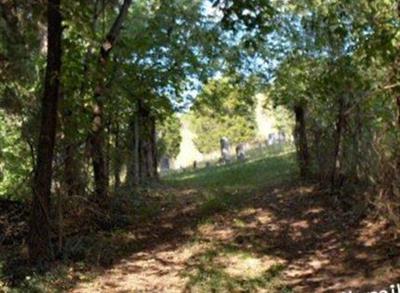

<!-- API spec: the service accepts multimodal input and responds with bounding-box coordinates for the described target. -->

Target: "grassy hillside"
[165,149,297,191]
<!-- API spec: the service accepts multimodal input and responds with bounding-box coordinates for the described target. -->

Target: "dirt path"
[72,184,400,292]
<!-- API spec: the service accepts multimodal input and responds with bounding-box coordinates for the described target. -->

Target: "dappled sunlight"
[67,177,400,292]
[17,153,392,292]
[183,245,288,292]
[197,223,236,242]
[356,219,394,247]
[2,0,400,291]
[217,254,286,280]
[304,207,325,216]
[72,242,214,293]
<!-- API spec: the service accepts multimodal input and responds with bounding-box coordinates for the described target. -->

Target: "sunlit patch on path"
[64,153,400,292]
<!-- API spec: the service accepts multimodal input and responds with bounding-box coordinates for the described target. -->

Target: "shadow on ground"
[2,163,399,292]
[61,182,400,292]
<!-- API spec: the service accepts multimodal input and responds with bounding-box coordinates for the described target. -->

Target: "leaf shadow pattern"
[2,181,400,292]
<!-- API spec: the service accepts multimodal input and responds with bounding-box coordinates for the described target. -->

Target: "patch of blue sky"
[172,0,293,111]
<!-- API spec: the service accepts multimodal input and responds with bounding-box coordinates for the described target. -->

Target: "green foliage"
[2,0,400,281]
[213,0,276,40]
[0,0,222,200]
[0,111,31,199]
[267,103,295,136]
[157,114,182,159]
[190,76,258,154]
[266,0,400,230]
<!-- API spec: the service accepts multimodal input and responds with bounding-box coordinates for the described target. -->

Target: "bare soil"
[70,183,400,292]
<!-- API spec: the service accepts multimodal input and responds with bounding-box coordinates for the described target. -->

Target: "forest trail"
[3,0,400,291]
[70,154,400,293]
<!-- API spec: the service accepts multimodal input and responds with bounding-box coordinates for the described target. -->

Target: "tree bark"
[397,96,400,128]
[150,116,158,178]
[137,98,157,181]
[64,144,76,196]
[89,0,131,201]
[394,95,400,176]
[294,104,310,179]
[331,96,346,189]
[113,120,122,190]
[28,0,62,264]
[89,97,108,200]
[144,116,155,179]
[138,100,150,180]
[133,115,140,185]
[105,121,112,188]
[60,96,84,197]
[128,114,140,186]
[128,98,159,185]
[63,142,85,196]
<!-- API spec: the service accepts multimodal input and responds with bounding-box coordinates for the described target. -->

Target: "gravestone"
[268,132,286,146]
[220,137,231,163]
[236,143,246,161]
[267,133,277,145]
[278,131,286,144]
[160,156,170,171]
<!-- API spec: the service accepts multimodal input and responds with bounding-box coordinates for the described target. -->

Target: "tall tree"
[293,104,310,178]
[28,0,63,264]
[89,0,132,201]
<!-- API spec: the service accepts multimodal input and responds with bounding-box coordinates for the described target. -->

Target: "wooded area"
[1,0,400,291]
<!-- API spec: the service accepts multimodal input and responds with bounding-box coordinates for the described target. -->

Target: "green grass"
[183,245,292,293]
[164,149,297,225]
[165,149,298,292]
[164,150,297,191]
[1,148,298,292]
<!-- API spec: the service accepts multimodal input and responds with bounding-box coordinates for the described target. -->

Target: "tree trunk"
[127,98,159,186]
[133,115,140,185]
[105,121,112,188]
[89,97,108,200]
[294,104,310,179]
[397,96,400,128]
[128,114,141,186]
[114,120,122,190]
[64,143,79,196]
[89,0,131,201]
[312,124,324,181]
[331,96,346,189]
[138,99,158,181]
[145,116,154,179]
[28,0,62,264]
[137,98,148,180]
[150,116,158,178]
[61,101,84,197]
